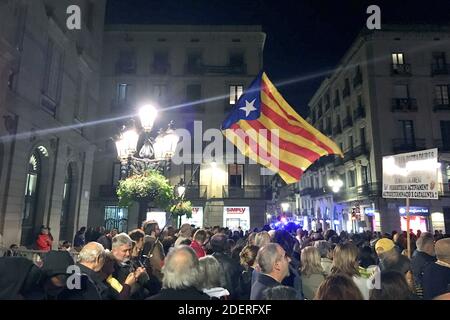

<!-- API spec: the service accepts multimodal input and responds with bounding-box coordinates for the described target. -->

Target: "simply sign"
[382,148,439,199]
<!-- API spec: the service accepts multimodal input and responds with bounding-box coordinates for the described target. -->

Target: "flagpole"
[406,197,411,259]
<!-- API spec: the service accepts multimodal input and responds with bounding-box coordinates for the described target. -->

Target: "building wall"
[0,0,106,247]
[89,25,267,231]
[300,26,450,234]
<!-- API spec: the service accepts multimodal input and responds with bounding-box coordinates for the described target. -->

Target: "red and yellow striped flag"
[222,72,343,184]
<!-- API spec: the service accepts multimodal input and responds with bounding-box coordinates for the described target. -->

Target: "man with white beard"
[111,233,148,299]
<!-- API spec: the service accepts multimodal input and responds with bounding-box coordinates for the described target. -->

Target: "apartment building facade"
[298,25,450,234]
[89,25,269,231]
[0,0,106,247]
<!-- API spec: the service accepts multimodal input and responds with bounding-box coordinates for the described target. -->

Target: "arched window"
[21,150,41,245]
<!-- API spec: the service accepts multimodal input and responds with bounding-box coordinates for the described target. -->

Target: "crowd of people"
[1,222,449,300]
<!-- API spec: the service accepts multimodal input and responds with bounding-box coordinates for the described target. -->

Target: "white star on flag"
[240,99,257,117]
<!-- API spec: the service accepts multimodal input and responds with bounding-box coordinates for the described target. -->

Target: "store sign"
[223,206,250,231]
[180,207,204,227]
[398,206,429,216]
[146,211,166,228]
[382,148,439,199]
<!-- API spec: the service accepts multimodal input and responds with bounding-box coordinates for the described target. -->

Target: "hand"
[134,267,146,279]
[124,272,137,286]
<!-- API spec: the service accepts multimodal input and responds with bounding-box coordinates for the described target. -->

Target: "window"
[116,50,136,74]
[229,53,244,66]
[435,85,449,105]
[42,39,63,112]
[392,53,405,65]
[441,121,450,150]
[229,85,244,105]
[399,120,415,144]
[360,127,366,146]
[186,52,202,73]
[22,150,41,245]
[348,170,356,187]
[184,164,200,186]
[348,135,354,151]
[228,164,243,187]
[346,105,351,119]
[153,84,167,103]
[433,52,446,67]
[104,206,128,232]
[117,83,131,103]
[361,166,369,185]
[152,51,169,74]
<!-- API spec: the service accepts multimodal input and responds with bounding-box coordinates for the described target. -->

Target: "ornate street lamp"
[114,104,179,178]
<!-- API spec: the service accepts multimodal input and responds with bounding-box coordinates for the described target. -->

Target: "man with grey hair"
[411,232,436,296]
[423,237,450,299]
[250,243,291,300]
[147,245,209,300]
[111,233,148,299]
[59,242,106,300]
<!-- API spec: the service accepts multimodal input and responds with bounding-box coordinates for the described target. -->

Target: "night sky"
[106,0,450,116]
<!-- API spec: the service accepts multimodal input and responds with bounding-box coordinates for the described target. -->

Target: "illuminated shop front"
[399,206,429,232]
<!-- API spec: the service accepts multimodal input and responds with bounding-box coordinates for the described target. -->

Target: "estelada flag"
[222,72,343,184]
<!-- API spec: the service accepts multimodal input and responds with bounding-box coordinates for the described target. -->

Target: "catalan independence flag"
[222,72,343,184]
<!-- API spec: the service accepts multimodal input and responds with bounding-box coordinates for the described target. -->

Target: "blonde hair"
[330,243,360,277]
[301,246,324,277]
[255,231,271,247]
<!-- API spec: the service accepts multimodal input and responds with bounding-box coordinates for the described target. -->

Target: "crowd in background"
[1,221,450,300]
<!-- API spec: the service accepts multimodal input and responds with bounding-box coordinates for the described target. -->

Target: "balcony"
[392,139,426,153]
[353,73,363,88]
[391,63,411,76]
[334,156,344,167]
[99,185,118,198]
[433,99,450,111]
[300,187,313,196]
[310,186,332,197]
[434,140,450,152]
[334,183,381,202]
[343,86,351,98]
[204,64,247,75]
[343,144,369,162]
[222,185,267,199]
[431,63,449,76]
[353,105,366,120]
[183,185,207,199]
[332,124,342,135]
[342,116,353,129]
[391,98,418,112]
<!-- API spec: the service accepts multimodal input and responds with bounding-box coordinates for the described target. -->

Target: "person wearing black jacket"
[59,242,106,300]
[210,233,241,299]
[411,232,436,296]
[0,256,41,299]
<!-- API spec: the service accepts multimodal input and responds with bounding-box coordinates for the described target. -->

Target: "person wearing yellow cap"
[375,238,409,271]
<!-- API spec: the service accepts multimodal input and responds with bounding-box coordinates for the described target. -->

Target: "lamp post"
[114,104,179,179]
[328,174,344,232]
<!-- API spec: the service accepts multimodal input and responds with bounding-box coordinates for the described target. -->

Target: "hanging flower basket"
[116,170,175,210]
[171,200,193,219]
